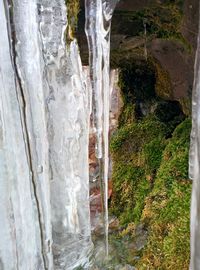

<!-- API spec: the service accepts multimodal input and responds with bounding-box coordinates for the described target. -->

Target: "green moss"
[110,73,191,267]
[118,104,136,127]
[109,3,191,265]
[136,118,192,269]
[110,117,168,225]
[112,2,189,48]
[143,137,166,176]
[137,5,182,39]
[179,97,192,116]
[153,60,173,100]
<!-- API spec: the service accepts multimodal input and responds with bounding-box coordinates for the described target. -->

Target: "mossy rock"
[178,97,192,116]
[136,118,192,269]
[110,117,168,225]
[118,104,136,127]
[110,91,191,268]
[117,54,184,109]
[112,3,183,39]
[153,59,173,100]
[118,58,156,104]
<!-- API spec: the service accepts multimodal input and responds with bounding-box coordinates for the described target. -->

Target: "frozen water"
[0,0,92,269]
[85,0,118,256]
[190,7,200,270]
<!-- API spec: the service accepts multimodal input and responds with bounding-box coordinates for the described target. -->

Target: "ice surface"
[38,1,93,267]
[190,8,200,270]
[0,0,118,267]
[85,0,118,256]
[0,0,92,269]
[0,1,47,269]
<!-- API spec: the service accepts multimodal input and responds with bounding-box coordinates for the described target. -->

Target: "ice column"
[0,1,51,269]
[190,7,200,270]
[38,1,93,268]
[0,0,92,269]
[85,0,118,255]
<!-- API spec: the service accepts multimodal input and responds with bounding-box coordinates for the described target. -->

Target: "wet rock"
[149,39,194,100]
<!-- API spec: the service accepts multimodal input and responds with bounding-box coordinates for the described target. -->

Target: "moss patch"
[153,59,173,100]
[112,1,190,47]
[110,57,191,267]
[110,116,168,225]
[110,116,191,269]
[117,57,170,105]
[179,97,192,116]
[136,118,192,269]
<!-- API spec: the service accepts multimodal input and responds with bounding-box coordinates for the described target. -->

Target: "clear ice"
[85,0,118,256]
[190,7,200,270]
[0,0,92,269]
[0,0,118,268]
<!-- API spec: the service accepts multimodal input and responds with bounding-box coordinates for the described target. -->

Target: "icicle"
[85,0,118,256]
[190,7,200,270]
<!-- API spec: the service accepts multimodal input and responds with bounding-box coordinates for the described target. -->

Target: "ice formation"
[85,0,118,255]
[190,7,200,270]
[0,0,92,269]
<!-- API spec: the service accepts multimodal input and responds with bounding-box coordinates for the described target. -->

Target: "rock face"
[78,0,199,106]
[182,0,199,48]
[149,39,193,99]
[110,70,124,134]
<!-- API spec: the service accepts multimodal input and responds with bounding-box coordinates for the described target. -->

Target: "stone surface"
[78,0,199,103]
[149,39,194,99]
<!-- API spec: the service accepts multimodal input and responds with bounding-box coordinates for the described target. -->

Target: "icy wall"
[0,0,92,269]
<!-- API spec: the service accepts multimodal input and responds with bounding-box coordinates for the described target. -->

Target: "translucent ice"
[85,0,118,255]
[0,0,92,269]
[190,7,200,270]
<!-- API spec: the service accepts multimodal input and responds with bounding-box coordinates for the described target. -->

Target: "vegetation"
[137,119,191,269]
[110,49,192,268]
[111,110,191,269]
[111,1,191,67]
[110,116,167,225]
[67,1,192,268]
[153,59,173,100]
[112,5,181,37]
